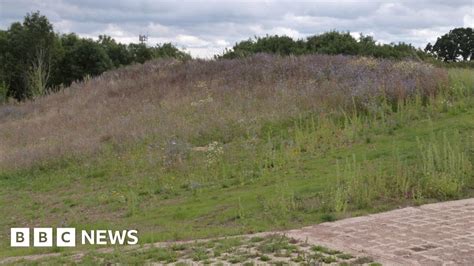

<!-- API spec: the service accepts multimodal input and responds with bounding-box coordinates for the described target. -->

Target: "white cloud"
[349,32,360,40]
[216,39,230,46]
[408,28,452,45]
[464,14,474,28]
[186,47,220,58]
[54,19,74,33]
[103,24,127,37]
[147,22,170,35]
[176,34,210,47]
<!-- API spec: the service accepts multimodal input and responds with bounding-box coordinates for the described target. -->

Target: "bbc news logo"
[11,228,138,247]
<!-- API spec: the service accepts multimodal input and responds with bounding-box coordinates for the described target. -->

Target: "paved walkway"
[287,198,474,265]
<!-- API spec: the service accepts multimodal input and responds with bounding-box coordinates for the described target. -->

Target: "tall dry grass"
[0,54,448,169]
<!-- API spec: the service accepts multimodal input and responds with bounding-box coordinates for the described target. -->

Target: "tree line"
[217,32,427,60]
[0,12,191,101]
[218,29,473,63]
[0,11,472,102]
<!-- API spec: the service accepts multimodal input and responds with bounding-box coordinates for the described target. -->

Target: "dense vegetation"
[218,31,429,60]
[218,28,473,66]
[0,12,190,101]
[1,54,473,260]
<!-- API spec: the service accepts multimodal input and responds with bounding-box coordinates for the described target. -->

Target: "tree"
[98,35,132,67]
[57,34,113,86]
[128,43,154,63]
[252,35,302,55]
[218,35,304,59]
[153,43,191,60]
[26,47,51,97]
[426,28,474,62]
[219,39,256,59]
[1,11,57,100]
[306,31,359,55]
[0,30,8,102]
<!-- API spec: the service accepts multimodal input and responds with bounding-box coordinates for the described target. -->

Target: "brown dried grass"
[0,54,448,169]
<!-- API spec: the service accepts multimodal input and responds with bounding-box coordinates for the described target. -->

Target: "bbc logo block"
[10,228,138,247]
[11,228,76,247]
[57,228,76,247]
[10,228,30,247]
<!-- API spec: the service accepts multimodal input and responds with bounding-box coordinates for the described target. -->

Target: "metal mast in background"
[139,34,148,44]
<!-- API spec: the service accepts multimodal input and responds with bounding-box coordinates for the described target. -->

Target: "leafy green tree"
[219,39,255,59]
[128,43,154,63]
[370,42,420,60]
[426,28,474,62]
[1,11,57,100]
[358,34,377,48]
[98,35,132,67]
[57,34,113,86]
[253,35,302,55]
[219,35,305,59]
[306,31,358,55]
[153,43,191,60]
[0,30,8,102]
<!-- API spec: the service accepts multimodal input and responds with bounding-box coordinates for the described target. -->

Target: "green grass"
[0,69,473,260]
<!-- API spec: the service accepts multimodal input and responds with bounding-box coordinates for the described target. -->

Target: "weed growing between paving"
[22,234,377,265]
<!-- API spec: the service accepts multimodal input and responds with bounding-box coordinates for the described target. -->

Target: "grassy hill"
[0,54,473,261]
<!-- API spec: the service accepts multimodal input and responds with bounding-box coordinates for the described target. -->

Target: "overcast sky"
[1,0,473,58]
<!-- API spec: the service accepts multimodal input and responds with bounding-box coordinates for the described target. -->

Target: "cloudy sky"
[0,0,473,58]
